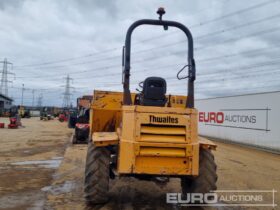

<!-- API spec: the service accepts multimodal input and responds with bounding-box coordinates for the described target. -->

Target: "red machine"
[7,106,22,129]
[72,120,90,144]
[0,123,4,128]
[8,117,20,129]
[72,96,92,144]
[58,113,68,122]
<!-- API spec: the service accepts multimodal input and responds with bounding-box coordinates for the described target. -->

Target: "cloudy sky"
[0,0,279,106]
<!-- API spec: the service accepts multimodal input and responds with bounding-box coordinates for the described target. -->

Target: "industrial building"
[0,93,13,113]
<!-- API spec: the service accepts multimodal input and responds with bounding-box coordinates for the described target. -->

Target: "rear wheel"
[84,143,110,204]
[181,148,217,197]
[72,134,77,144]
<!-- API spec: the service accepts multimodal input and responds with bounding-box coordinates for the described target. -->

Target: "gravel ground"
[0,117,279,210]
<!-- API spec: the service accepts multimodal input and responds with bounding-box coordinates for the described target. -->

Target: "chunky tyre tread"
[84,143,110,204]
[181,148,217,195]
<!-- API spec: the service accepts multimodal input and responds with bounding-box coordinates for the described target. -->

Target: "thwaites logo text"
[149,115,179,124]
[199,112,256,124]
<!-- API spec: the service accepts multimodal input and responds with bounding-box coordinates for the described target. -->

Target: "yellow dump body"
[90,90,215,176]
[90,91,188,133]
[90,90,127,133]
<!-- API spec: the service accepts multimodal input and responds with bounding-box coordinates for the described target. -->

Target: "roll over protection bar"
[122,8,196,108]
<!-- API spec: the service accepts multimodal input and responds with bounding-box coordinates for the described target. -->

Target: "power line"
[11,61,280,98]
[10,29,277,86]
[196,79,280,92]
[6,1,280,102]
[197,58,280,77]
[15,47,280,84]
[198,45,280,63]
[13,47,119,68]
[84,57,280,81]
[24,21,280,72]
[49,22,280,71]
[13,0,278,70]
[89,57,280,89]
[196,13,280,40]
[14,38,280,81]
[196,26,280,51]
[164,67,280,88]
[126,25,280,55]
[135,0,279,43]
[193,0,278,27]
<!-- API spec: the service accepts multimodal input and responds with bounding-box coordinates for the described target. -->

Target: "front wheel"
[84,143,110,204]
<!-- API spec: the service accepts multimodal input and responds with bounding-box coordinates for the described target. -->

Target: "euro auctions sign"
[196,92,280,152]
[198,109,269,131]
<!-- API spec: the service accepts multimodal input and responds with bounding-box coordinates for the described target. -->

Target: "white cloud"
[0,0,279,106]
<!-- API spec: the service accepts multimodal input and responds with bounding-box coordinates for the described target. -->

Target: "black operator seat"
[140,77,167,107]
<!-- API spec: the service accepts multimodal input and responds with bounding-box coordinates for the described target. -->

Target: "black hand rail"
[122,9,196,108]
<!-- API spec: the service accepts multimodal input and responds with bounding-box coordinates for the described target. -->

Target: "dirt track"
[0,118,279,210]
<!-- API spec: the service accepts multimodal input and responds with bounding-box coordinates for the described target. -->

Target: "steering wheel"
[139,81,144,88]
[136,81,144,92]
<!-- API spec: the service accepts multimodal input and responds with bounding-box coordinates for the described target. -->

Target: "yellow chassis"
[90,90,216,176]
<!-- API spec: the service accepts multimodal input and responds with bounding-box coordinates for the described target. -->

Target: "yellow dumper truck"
[84,8,217,204]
